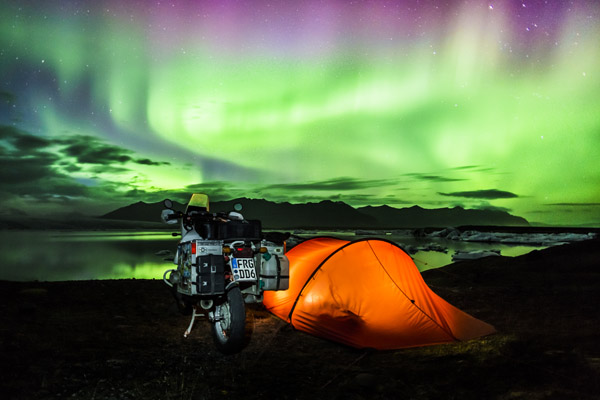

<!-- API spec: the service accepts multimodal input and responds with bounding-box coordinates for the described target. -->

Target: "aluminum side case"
[259,240,289,291]
[176,240,224,296]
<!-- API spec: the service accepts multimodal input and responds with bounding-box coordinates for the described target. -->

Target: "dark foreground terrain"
[1,238,599,399]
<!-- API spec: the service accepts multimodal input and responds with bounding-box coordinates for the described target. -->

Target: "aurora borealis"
[1,0,599,226]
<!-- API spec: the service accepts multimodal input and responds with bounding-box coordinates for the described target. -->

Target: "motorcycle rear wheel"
[211,286,246,354]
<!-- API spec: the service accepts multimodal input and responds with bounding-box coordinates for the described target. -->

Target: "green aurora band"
[0,1,599,226]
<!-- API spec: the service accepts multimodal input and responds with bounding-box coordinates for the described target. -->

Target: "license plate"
[231,258,256,282]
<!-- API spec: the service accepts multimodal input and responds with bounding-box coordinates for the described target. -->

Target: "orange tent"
[263,237,495,349]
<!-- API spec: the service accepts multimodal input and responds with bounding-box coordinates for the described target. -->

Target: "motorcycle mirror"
[161,209,179,224]
[234,203,243,212]
[163,199,173,209]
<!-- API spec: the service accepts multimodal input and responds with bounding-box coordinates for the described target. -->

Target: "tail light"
[233,246,253,258]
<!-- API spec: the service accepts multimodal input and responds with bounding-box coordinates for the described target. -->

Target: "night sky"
[1,0,599,226]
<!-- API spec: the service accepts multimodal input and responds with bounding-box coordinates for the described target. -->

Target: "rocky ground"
[1,238,599,399]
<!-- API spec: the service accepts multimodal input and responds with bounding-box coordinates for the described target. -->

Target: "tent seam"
[286,238,348,324]
[365,240,459,342]
[287,237,458,342]
[287,237,412,323]
[287,238,369,324]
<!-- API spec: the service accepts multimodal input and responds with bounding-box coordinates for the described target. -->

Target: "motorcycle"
[160,193,289,354]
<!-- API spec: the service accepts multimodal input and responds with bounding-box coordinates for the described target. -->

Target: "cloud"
[59,135,170,166]
[546,202,600,206]
[449,165,479,170]
[87,165,131,175]
[1,125,265,216]
[0,125,50,153]
[248,177,414,206]
[0,127,63,185]
[261,177,400,191]
[0,153,62,184]
[438,189,519,199]
[404,173,466,182]
[135,158,170,166]
[471,203,513,212]
[256,192,404,206]
[0,125,177,213]
[13,132,51,151]
[179,179,408,207]
[447,165,497,173]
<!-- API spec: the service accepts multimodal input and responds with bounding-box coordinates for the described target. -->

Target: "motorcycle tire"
[211,285,246,354]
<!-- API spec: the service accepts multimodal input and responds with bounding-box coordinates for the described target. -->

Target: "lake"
[0,229,550,282]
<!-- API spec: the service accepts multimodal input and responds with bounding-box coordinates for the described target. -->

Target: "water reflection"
[312,232,547,271]
[0,230,178,281]
[0,230,547,281]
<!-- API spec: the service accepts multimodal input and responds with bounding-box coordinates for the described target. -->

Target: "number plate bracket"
[232,258,256,282]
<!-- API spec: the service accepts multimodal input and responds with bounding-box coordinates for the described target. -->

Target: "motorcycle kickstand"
[183,306,205,338]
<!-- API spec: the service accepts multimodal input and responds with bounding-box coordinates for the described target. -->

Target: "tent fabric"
[263,237,496,349]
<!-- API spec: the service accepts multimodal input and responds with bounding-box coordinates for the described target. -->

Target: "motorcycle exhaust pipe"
[200,299,213,310]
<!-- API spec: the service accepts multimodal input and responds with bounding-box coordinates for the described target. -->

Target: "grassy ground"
[1,238,598,399]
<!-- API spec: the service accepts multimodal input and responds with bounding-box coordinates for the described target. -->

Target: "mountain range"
[101,198,529,229]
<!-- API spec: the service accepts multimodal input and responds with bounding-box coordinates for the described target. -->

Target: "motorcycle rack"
[163,269,176,288]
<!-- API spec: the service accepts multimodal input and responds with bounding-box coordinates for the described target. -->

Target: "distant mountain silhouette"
[100,198,529,229]
[210,198,378,228]
[358,205,529,228]
[100,200,186,223]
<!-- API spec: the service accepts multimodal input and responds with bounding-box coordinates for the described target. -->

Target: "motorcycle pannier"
[260,255,289,291]
[196,254,225,295]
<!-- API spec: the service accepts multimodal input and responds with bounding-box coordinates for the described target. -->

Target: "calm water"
[306,231,547,272]
[0,230,178,281]
[0,230,547,281]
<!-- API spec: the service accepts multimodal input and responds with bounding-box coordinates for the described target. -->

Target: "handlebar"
[165,211,182,220]
[162,207,246,231]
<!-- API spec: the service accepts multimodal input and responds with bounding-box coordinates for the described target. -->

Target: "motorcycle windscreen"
[187,193,209,211]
